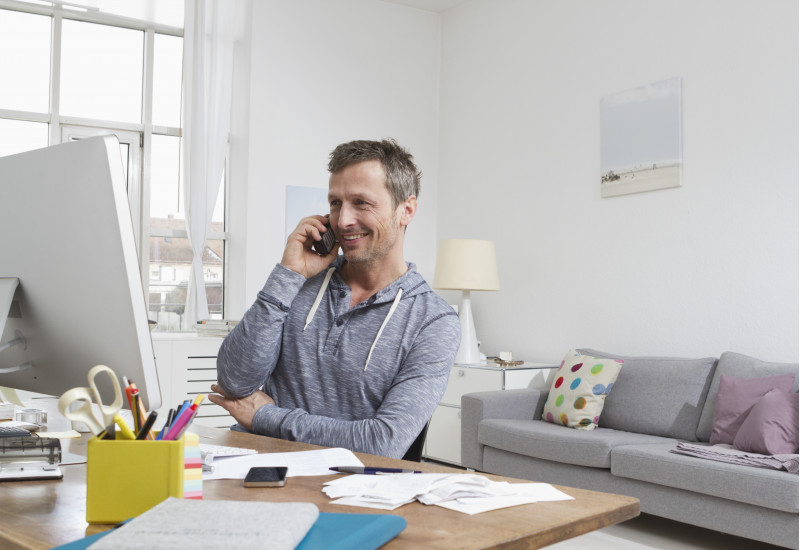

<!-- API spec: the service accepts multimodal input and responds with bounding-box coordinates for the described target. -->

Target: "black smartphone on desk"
[243,466,288,487]
[313,222,337,255]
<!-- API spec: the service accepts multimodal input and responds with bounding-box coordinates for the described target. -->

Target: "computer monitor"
[0,135,161,411]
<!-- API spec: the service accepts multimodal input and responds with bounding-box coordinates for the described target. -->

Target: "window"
[0,2,227,331]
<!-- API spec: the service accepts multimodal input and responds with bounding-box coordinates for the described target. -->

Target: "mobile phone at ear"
[313,222,337,255]
[243,466,288,487]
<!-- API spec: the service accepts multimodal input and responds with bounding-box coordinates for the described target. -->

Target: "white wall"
[437,0,799,362]
[232,0,442,311]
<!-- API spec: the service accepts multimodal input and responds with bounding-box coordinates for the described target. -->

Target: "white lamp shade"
[433,239,500,291]
[433,239,499,364]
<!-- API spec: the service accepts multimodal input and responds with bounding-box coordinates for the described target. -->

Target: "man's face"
[328,160,412,269]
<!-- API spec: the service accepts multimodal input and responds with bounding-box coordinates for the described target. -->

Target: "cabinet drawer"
[440,367,502,406]
[192,415,234,429]
[186,357,217,369]
[195,402,229,418]
[425,405,461,465]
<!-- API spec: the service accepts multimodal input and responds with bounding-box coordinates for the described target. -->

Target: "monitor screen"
[0,136,161,411]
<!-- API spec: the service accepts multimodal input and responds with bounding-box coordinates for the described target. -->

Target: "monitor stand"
[0,278,32,374]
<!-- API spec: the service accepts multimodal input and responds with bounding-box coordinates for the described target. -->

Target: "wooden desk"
[0,426,638,549]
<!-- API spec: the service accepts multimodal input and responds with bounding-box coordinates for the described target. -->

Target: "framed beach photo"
[600,77,682,198]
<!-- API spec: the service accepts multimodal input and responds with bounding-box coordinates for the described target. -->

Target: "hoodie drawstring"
[364,288,402,371]
[304,267,336,331]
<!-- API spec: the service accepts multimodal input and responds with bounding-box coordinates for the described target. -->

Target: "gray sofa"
[461,350,799,549]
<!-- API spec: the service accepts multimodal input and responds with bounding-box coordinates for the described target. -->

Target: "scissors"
[58,365,125,438]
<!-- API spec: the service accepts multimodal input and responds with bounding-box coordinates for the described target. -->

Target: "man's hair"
[328,139,421,208]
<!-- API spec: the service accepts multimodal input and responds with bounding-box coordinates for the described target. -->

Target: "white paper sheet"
[323,473,574,514]
[203,447,364,480]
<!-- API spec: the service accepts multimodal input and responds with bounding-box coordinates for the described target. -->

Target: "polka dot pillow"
[541,350,624,430]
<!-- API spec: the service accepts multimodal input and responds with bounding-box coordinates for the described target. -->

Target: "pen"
[155,408,175,440]
[136,411,158,440]
[329,466,422,474]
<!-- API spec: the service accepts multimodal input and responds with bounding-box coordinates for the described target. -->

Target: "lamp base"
[454,290,482,364]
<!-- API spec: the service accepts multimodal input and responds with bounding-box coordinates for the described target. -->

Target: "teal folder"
[53,512,406,550]
[297,512,407,550]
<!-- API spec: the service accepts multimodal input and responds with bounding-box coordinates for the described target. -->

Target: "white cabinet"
[152,334,233,429]
[423,362,555,466]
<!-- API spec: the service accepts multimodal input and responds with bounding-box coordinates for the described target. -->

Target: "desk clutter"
[54,498,407,550]
[54,364,206,522]
[0,435,63,481]
[323,472,574,514]
[58,364,204,442]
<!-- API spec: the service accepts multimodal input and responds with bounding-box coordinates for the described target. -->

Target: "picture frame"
[600,77,682,198]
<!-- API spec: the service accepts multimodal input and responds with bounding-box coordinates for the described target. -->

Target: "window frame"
[0,0,229,328]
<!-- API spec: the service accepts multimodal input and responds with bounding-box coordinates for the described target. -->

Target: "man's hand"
[208,384,275,432]
[281,215,340,279]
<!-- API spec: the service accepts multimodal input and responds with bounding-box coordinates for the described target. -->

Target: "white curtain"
[181,0,236,328]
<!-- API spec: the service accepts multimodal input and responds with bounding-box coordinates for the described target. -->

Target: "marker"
[170,407,198,441]
[114,414,136,440]
[329,466,422,474]
[136,411,158,440]
[162,398,202,441]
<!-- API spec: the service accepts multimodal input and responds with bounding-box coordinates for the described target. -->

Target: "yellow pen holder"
[86,435,185,524]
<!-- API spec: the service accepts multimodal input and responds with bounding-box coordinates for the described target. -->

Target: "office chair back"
[402,422,429,462]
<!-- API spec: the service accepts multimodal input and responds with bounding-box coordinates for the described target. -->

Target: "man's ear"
[398,195,417,227]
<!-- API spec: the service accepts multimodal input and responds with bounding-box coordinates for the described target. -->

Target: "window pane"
[56,0,184,28]
[61,20,143,123]
[212,171,225,225]
[0,119,48,157]
[153,33,183,128]
[149,236,224,330]
[0,9,50,113]
[150,134,183,220]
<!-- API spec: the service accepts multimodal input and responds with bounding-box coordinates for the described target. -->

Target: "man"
[210,139,461,459]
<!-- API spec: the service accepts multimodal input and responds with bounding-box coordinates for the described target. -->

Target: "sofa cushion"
[541,350,622,430]
[710,373,796,445]
[697,352,799,442]
[734,389,799,455]
[610,443,799,513]
[578,348,716,441]
[478,418,672,468]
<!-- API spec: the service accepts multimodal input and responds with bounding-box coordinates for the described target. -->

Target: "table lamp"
[433,239,500,364]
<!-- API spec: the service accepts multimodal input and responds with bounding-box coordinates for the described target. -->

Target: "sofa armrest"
[461,388,548,471]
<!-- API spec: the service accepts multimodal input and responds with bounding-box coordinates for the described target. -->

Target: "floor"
[548,513,786,550]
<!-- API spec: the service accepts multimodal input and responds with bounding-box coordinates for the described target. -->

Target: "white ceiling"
[380,0,471,13]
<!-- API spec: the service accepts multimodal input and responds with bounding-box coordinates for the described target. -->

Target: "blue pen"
[172,400,191,423]
[155,407,177,440]
[330,466,422,474]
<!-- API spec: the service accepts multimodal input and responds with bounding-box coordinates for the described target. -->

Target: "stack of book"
[196,319,238,338]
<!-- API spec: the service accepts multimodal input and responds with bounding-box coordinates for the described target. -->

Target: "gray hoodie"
[217,256,461,458]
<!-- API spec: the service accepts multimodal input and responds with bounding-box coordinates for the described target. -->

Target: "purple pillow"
[710,374,796,445]
[733,389,799,455]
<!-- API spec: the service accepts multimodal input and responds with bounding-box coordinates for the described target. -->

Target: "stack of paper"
[323,473,573,514]
[196,319,239,337]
